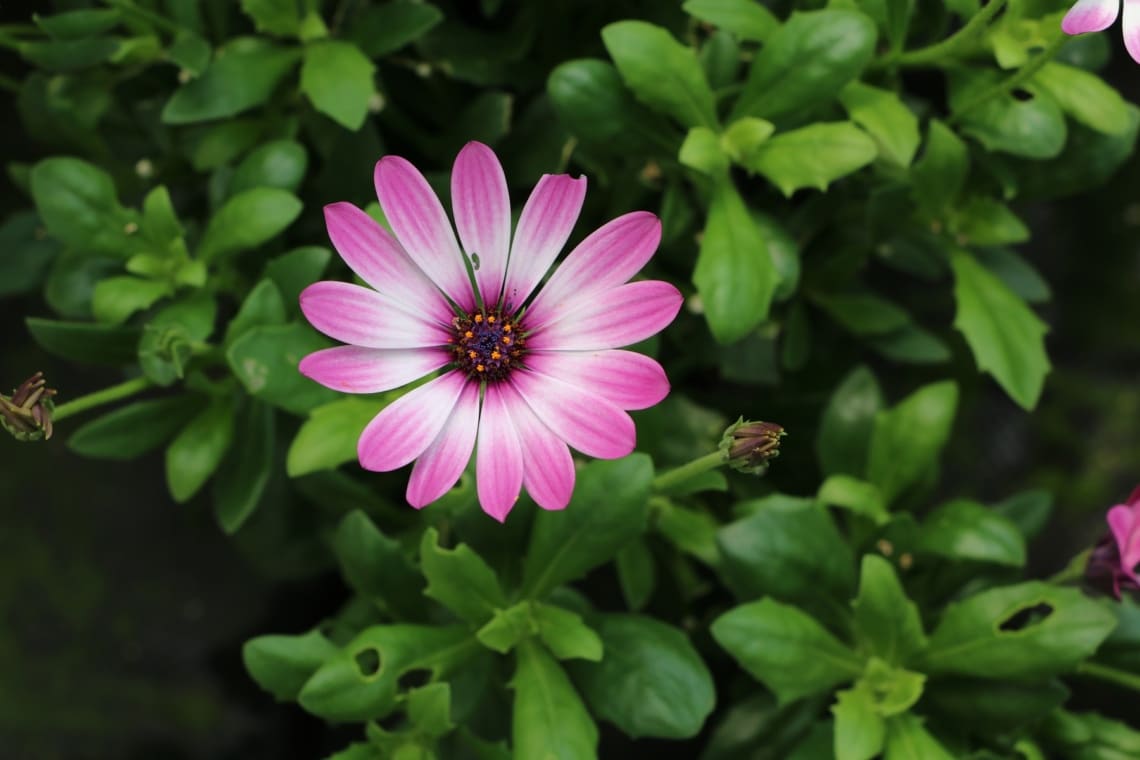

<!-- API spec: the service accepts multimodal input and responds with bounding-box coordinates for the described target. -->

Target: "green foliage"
[6,0,1139,756]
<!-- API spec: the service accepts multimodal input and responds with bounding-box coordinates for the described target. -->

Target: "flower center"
[449,310,525,381]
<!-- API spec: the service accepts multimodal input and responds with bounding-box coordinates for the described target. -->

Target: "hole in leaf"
[1011,88,1034,102]
[398,668,432,691]
[354,647,381,678]
[999,602,1054,632]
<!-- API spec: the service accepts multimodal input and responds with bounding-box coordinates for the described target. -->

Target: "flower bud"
[1085,486,1140,598]
[0,372,56,441]
[720,418,785,476]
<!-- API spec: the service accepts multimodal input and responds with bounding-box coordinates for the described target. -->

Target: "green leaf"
[301,40,375,130]
[227,322,336,414]
[0,211,58,297]
[922,677,1069,735]
[858,0,914,53]
[286,396,390,476]
[679,126,729,175]
[168,30,211,74]
[866,381,958,503]
[973,247,1051,304]
[30,157,137,258]
[721,117,776,165]
[857,659,925,717]
[350,0,444,57]
[164,396,235,503]
[992,489,1053,540]
[832,686,886,760]
[682,0,778,42]
[18,38,119,71]
[601,21,718,129]
[692,180,778,343]
[818,475,889,526]
[866,323,951,365]
[406,682,454,738]
[476,602,533,654]
[852,555,927,665]
[744,121,878,196]
[814,291,910,336]
[420,527,507,626]
[332,511,427,620]
[1032,62,1133,136]
[34,9,122,39]
[918,582,1118,679]
[197,187,303,262]
[950,249,1050,409]
[138,293,217,386]
[230,139,309,195]
[571,614,714,739]
[185,119,263,171]
[512,639,598,760]
[883,713,955,760]
[534,604,603,662]
[162,39,300,124]
[26,317,140,365]
[91,276,171,325]
[717,498,855,605]
[615,538,655,611]
[213,400,275,534]
[917,499,1026,567]
[264,246,331,316]
[911,119,968,215]
[817,365,883,478]
[656,504,720,566]
[299,624,474,722]
[225,279,288,347]
[240,0,301,37]
[243,629,338,701]
[733,10,876,121]
[948,196,1029,246]
[839,81,920,167]
[68,394,199,460]
[521,455,652,599]
[711,598,863,704]
[950,69,1067,159]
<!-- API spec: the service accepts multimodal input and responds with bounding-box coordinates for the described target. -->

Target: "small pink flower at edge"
[297,142,682,522]
[1062,0,1140,64]
[1087,485,1140,597]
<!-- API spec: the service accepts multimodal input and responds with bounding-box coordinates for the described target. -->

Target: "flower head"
[1086,485,1140,597]
[720,418,785,476]
[0,372,56,441]
[1062,1,1140,63]
[299,142,682,521]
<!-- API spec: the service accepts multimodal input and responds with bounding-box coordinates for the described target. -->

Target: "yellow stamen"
[474,314,483,323]
[502,336,512,345]
[476,364,485,372]
[468,351,477,359]
[491,351,501,360]
[465,331,473,339]
[503,324,512,333]
[487,315,496,323]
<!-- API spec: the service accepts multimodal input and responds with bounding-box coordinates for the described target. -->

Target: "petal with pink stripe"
[452,142,512,307]
[526,211,661,327]
[407,381,481,508]
[299,346,450,394]
[374,156,474,310]
[501,174,587,310]
[323,202,451,321]
[510,370,634,459]
[526,350,669,411]
[358,371,468,471]
[299,281,451,348]
[476,383,524,522]
[500,382,575,511]
[1123,0,1140,62]
[1062,0,1119,34]
[526,280,683,351]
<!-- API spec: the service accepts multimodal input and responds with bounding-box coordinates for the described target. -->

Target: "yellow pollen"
[502,336,512,345]
[491,351,501,360]
[464,330,473,339]
[474,314,483,323]
[468,350,477,359]
[488,315,496,323]
[503,324,512,333]
[476,364,485,372]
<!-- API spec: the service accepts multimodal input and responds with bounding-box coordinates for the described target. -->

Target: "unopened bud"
[0,372,56,441]
[720,418,785,476]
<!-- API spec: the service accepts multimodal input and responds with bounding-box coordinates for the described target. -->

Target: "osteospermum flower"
[1062,0,1140,63]
[298,142,682,521]
[1086,485,1140,597]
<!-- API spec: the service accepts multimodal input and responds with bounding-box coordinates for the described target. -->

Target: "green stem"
[52,375,155,423]
[887,0,1008,68]
[652,450,727,493]
[1075,661,1140,693]
[950,33,1066,119]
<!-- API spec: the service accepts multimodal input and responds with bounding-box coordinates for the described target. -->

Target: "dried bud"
[0,372,56,441]
[720,418,785,476]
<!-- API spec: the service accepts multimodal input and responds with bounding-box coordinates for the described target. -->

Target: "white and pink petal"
[452,142,512,308]
[526,280,683,351]
[525,350,669,411]
[407,381,481,508]
[476,383,525,521]
[501,174,587,310]
[299,281,452,349]
[1062,0,1120,34]
[500,382,576,511]
[510,370,635,460]
[357,371,468,471]
[299,346,450,394]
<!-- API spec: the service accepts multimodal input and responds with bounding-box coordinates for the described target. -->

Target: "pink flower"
[298,142,682,521]
[1062,0,1140,63]
[1086,485,1140,597]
